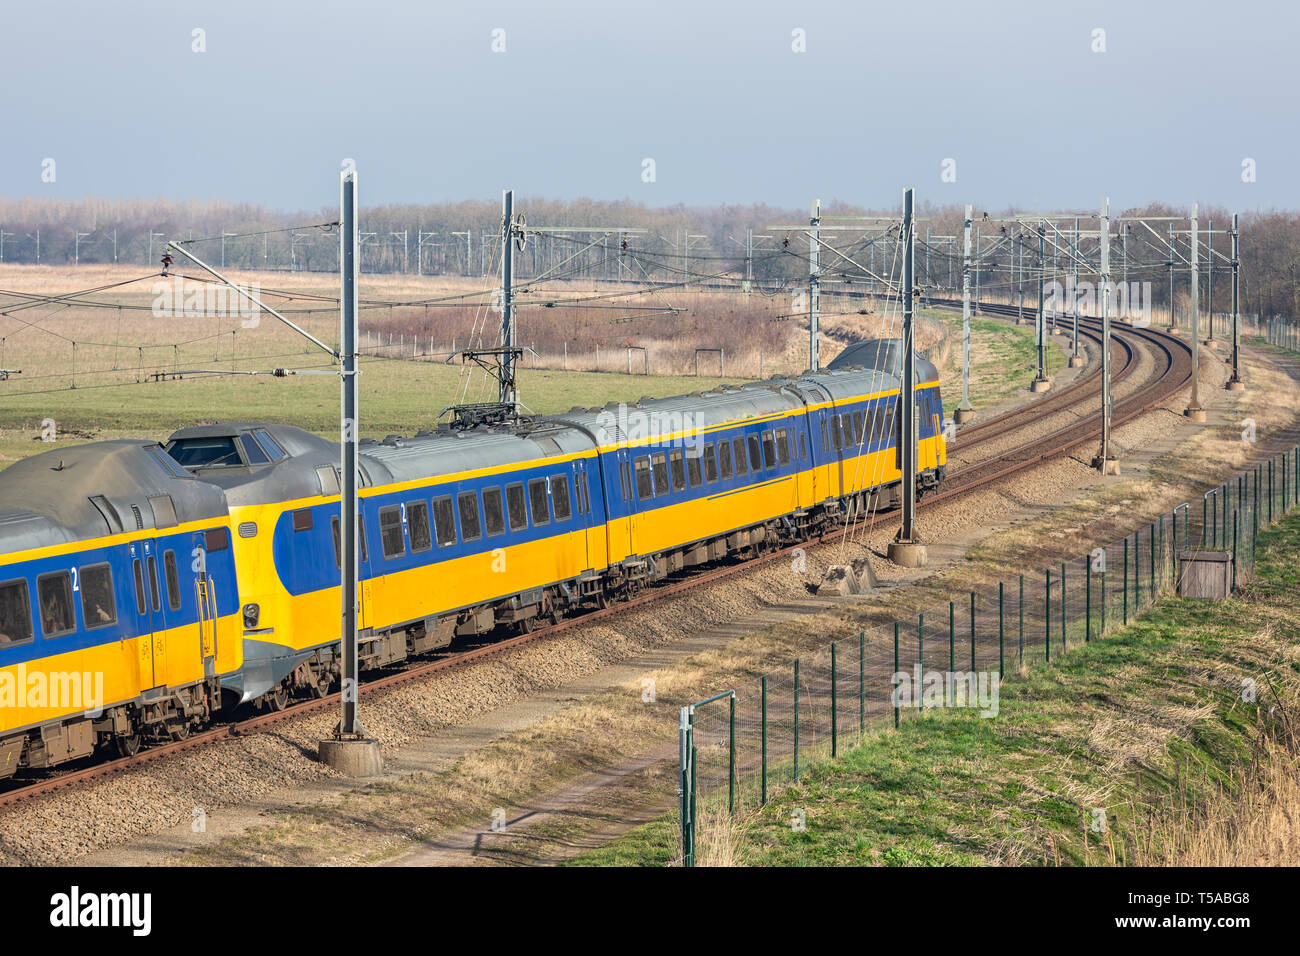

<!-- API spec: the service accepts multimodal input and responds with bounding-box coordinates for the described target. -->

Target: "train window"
[251,429,287,461]
[747,434,763,472]
[853,412,865,447]
[619,461,632,502]
[293,508,313,532]
[634,457,653,500]
[668,449,686,492]
[433,496,457,547]
[703,444,718,483]
[36,572,76,637]
[732,437,748,476]
[506,483,528,532]
[651,452,670,497]
[165,435,242,468]
[481,489,505,538]
[842,413,855,449]
[761,430,777,469]
[133,559,146,615]
[458,492,482,542]
[379,505,406,560]
[240,434,270,465]
[528,478,551,526]
[686,447,703,487]
[146,556,161,614]
[205,527,229,553]
[333,514,370,564]
[78,564,118,628]
[575,473,589,514]
[0,580,33,646]
[775,428,791,465]
[718,440,733,479]
[830,416,842,451]
[821,417,829,449]
[163,553,181,612]
[551,475,572,521]
[409,500,434,550]
[799,433,806,461]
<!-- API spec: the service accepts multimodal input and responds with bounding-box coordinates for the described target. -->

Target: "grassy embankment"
[572,509,1300,866]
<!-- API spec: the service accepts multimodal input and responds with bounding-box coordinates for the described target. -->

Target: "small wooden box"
[1177,550,1234,599]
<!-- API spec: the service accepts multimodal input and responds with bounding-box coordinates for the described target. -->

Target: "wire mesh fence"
[678,441,1300,866]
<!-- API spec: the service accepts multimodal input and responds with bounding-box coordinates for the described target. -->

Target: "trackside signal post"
[888,187,926,568]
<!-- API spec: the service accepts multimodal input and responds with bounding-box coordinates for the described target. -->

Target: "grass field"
[571,509,1300,867]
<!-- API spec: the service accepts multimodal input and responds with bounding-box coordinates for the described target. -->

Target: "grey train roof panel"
[827,338,938,384]
[0,440,228,556]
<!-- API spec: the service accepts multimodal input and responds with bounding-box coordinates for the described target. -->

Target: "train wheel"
[169,721,191,741]
[115,734,142,757]
[268,685,289,711]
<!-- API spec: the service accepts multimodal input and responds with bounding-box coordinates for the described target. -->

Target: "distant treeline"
[1,196,1296,319]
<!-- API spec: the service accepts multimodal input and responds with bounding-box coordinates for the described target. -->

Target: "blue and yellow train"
[0,341,945,776]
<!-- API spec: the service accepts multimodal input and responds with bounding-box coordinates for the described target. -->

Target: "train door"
[574,460,593,570]
[128,539,167,689]
[358,511,373,630]
[614,448,636,561]
[192,531,217,679]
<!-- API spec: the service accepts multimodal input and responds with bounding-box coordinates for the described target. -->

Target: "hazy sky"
[2,0,1295,212]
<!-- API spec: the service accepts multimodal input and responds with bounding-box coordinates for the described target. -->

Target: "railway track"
[0,314,1194,812]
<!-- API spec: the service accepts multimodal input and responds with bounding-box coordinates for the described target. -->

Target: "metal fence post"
[1060,561,1067,650]
[918,613,925,712]
[948,600,956,680]
[680,705,693,867]
[1018,574,1024,665]
[1149,522,1156,603]
[831,642,838,758]
[1133,527,1141,605]
[857,632,868,738]
[1232,509,1239,592]
[1045,568,1052,662]
[793,658,800,783]
[1123,536,1129,625]
[891,624,898,729]
[969,591,976,672]
[998,581,1005,675]
[1086,554,1092,642]
[728,693,736,816]
[761,675,768,805]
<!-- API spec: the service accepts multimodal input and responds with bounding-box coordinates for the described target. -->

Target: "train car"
[180,341,945,704]
[0,339,945,775]
[0,441,241,777]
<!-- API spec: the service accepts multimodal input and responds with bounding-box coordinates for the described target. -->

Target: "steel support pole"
[339,169,363,738]
[1035,225,1047,385]
[1185,203,1203,419]
[1229,214,1242,389]
[500,189,517,408]
[958,205,974,419]
[809,199,821,372]
[889,189,923,563]
[1096,198,1116,472]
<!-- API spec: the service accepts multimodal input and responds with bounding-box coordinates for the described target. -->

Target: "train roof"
[0,440,228,556]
